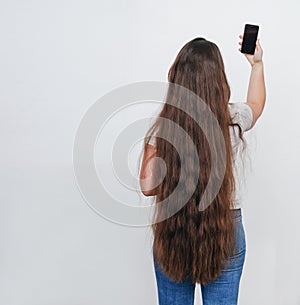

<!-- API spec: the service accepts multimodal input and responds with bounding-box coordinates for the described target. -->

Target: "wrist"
[251,60,263,68]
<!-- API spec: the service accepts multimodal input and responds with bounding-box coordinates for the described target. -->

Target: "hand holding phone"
[241,24,259,55]
[238,24,263,66]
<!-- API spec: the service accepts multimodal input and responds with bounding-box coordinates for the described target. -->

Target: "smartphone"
[241,24,259,55]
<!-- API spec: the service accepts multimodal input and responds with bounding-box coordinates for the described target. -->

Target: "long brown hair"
[141,37,245,284]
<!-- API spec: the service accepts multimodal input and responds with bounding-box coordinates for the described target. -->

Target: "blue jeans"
[153,208,246,305]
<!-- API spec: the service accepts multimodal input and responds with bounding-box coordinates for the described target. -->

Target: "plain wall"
[1,0,300,304]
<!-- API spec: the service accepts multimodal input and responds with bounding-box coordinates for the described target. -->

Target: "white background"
[1,0,300,304]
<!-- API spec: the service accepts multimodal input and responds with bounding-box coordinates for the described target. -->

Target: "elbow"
[140,182,156,197]
[141,190,154,197]
[139,177,157,197]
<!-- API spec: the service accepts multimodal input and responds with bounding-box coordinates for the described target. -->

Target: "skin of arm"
[238,35,266,128]
[139,144,159,196]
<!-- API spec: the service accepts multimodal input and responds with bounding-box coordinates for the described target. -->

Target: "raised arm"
[239,35,266,129]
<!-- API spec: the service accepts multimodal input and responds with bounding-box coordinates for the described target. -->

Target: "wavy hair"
[140,37,246,284]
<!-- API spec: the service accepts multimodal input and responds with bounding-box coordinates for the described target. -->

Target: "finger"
[238,42,242,45]
[238,48,241,52]
[256,39,261,50]
[239,34,243,38]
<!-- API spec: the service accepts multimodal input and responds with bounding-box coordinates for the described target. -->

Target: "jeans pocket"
[221,220,246,271]
[233,219,246,257]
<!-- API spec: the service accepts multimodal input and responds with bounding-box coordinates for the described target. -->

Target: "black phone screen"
[241,24,259,55]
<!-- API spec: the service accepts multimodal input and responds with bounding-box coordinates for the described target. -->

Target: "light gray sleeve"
[148,135,156,146]
[228,102,253,132]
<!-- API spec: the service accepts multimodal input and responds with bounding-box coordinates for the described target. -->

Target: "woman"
[139,34,266,305]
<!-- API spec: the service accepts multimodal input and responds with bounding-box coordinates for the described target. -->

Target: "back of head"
[168,37,230,109]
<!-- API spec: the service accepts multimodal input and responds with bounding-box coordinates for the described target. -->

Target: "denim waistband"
[231,208,241,218]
